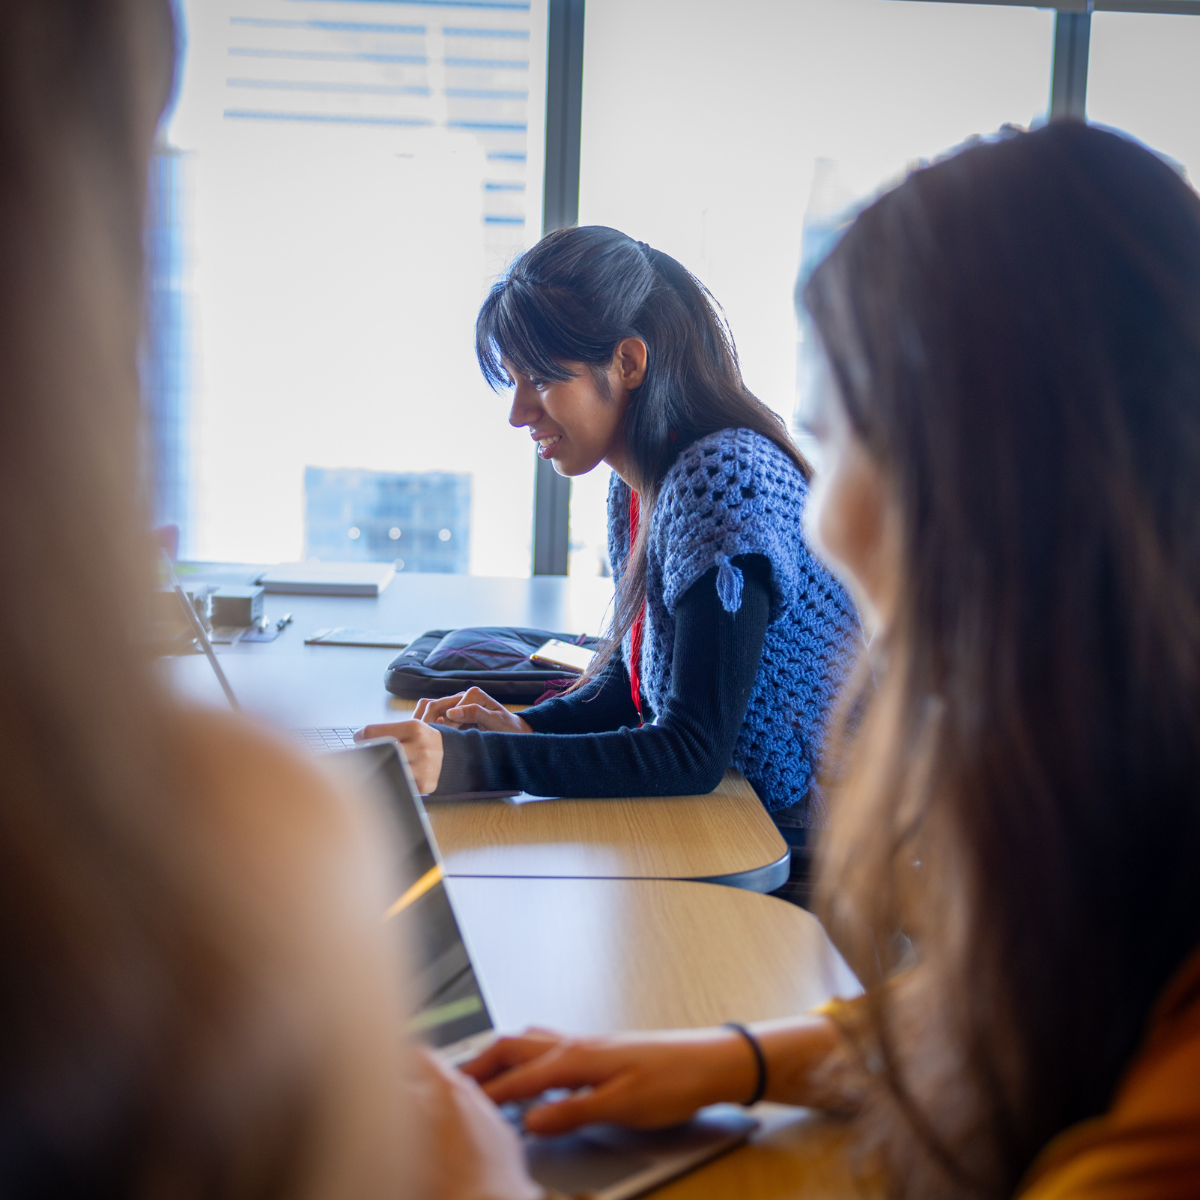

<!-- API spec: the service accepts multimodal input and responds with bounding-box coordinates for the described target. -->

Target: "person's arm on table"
[519,653,642,734]
[413,652,641,737]
[359,556,771,797]
[459,1016,849,1135]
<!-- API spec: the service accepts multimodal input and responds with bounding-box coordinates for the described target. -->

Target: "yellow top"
[1018,945,1200,1199]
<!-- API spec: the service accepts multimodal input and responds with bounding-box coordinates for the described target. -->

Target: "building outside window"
[145,144,192,547]
[303,466,471,572]
[156,0,547,575]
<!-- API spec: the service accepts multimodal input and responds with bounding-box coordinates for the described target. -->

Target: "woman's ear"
[613,337,648,391]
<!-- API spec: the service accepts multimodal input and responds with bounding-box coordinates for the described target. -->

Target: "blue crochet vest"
[608,427,861,822]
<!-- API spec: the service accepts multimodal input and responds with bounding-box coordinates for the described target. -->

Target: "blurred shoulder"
[162,706,412,1195]
[175,706,363,824]
[1018,947,1200,1200]
[166,706,399,921]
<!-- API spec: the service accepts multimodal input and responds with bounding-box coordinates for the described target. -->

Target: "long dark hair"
[805,122,1200,1197]
[476,225,808,676]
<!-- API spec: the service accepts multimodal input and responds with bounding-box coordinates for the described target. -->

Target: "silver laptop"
[166,568,525,801]
[330,740,758,1200]
[163,561,367,752]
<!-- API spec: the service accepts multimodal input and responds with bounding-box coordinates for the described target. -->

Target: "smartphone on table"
[529,638,596,674]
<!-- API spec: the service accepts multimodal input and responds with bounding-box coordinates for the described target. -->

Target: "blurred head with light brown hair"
[0,3,414,1193]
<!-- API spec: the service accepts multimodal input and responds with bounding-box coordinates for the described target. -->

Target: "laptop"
[329,740,759,1200]
[165,567,528,801]
[164,561,377,753]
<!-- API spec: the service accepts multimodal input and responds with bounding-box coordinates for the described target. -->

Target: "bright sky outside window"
[1087,10,1200,189]
[154,0,548,575]
[567,0,1054,579]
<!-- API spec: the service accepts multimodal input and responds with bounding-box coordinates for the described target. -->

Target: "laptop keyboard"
[291,726,360,753]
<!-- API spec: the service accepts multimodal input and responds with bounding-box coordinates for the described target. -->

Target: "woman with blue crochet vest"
[361,226,860,851]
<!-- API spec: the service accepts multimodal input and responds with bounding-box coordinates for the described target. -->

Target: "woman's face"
[802,356,902,635]
[504,338,647,483]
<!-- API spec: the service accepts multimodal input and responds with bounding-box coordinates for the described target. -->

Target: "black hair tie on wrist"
[723,1022,767,1106]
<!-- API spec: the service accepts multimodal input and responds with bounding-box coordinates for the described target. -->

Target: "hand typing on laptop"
[356,689,531,794]
[415,688,534,734]
[460,1027,767,1135]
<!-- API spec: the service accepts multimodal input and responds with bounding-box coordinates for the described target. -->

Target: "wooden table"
[654,1106,867,1200]
[168,567,616,730]
[447,876,866,1198]
[447,877,859,1033]
[169,567,791,891]
[430,771,789,891]
[169,568,864,1193]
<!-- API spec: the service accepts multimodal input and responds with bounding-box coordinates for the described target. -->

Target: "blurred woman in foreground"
[0,3,536,1195]
[462,122,1200,1198]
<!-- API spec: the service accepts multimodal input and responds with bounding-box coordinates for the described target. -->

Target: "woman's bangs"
[476,282,576,391]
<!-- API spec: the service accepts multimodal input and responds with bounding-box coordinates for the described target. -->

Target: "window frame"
[529,0,1200,575]
[533,0,584,576]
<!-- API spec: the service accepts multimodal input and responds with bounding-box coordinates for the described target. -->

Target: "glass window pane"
[1087,11,1200,188]
[569,0,1053,577]
[151,0,548,575]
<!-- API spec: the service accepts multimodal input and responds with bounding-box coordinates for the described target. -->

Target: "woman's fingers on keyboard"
[460,1031,565,1084]
[477,1039,629,1107]
[355,722,400,741]
[521,1079,644,1135]
[446,704,524,733]
[414,693,468,724]
[483,1034,740,1132]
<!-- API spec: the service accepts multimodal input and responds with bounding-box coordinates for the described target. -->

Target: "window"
[1087,10,1200,187]
[153,0,548,574]
[568,0,1055,574]
[150,1,1200,580]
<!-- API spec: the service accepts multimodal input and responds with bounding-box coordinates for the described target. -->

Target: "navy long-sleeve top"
[434,556,773,805]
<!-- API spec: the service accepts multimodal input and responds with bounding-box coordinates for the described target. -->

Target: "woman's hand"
[414,688,533,734]
[459,1027,761,1135]
[355,720,444,794]
[411,1048,541,1200]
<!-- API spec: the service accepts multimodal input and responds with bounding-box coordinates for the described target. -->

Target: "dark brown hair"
[806,122,1200,1197]
[0,2,315,1191]
[476,225,808,680]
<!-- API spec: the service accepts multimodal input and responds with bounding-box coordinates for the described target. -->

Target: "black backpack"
[384,626,601,703]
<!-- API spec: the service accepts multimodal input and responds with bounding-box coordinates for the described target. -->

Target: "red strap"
[629,492,646,723]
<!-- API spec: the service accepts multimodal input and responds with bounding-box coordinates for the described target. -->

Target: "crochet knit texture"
[608,427,861,819]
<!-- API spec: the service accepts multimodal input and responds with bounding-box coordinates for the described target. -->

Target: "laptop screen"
[329,741,494,1048]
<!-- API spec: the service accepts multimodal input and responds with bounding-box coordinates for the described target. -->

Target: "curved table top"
[168,568,790,891]
[446,877,868,1199]
[446,876,859,1033]
[429,771,790,892]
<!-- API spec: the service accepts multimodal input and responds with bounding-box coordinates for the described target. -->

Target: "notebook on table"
[256,561,395,597]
